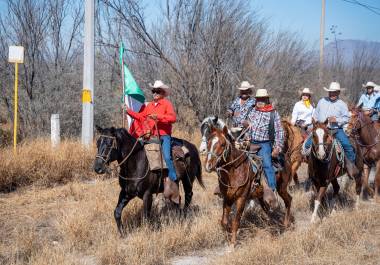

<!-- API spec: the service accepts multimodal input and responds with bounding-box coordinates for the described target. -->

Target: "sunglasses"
[152,89,162,94]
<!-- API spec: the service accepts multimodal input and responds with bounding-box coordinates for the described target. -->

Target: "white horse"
[199,116,232,154]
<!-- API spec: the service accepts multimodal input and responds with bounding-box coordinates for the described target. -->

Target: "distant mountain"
[324,39,380,65]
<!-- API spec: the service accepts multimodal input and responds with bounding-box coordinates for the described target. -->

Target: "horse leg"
[230,196,246,247]
[291,160,301,187]
[221,199,232,233]
[331,179,340,213]
[114,189,133,237]
[143,191,153,219]
[374,161,380,202]
[362,164,373,200]
[354,171,363,209]
[181,168,194,210]
[311,186,326,223]
[277,176,292,227]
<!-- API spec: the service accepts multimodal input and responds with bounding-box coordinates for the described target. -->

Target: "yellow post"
[13,62,18,153]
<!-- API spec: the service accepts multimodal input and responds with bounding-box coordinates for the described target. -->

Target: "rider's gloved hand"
[271,147,281,158]
[242,120,250,128]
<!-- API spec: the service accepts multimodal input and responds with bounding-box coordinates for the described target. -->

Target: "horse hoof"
[226,244,236,253]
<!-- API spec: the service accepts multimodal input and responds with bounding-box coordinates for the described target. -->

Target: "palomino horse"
[308,121,363,223]
[93,126,205,236]
[205,126,292,246]
[349,107,380,200]
[281,120,305,186]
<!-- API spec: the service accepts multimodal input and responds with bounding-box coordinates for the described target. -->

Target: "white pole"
[51,114,60,147]
[81,0,95,147]
[319,0,326,81]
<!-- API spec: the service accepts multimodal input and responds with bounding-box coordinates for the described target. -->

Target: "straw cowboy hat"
[362,81,377,88]
[255,88,270,97]
[237,81,255,91]
[149,80,170,96]
[299,87,313,95]
[323,82,345,92]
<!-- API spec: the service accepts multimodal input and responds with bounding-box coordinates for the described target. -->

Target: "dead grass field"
[0,135,379,265]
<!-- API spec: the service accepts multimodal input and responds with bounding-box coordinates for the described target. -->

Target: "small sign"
[8,46,24,63]
[82,89,92,103]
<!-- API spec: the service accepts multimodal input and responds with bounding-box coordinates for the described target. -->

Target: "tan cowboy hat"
[362,81,377,88]
[149,80,170,96]
[255,88,270,98]
[299,87,313,94]
[323,82,345,92]
[238,81,255,91]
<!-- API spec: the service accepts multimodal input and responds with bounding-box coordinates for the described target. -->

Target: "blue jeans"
[161,135,178,181]
[252,141,276,191]
[304,128,356,161]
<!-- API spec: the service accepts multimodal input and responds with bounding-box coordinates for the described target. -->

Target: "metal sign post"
[8,46,24,153]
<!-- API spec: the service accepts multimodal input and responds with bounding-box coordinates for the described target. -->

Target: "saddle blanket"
[144,143,189,171]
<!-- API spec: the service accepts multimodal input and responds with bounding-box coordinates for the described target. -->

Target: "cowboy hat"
[149,80,170,96]
[323,82,345,92]
[238,81,255,91]
[255,88,270,98]
[362,81,377,88]
[375,85,380,92]
[299,87,313,94]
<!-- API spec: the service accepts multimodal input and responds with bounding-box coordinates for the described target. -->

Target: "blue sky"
[145,0,380,48]
[252,0,380,48]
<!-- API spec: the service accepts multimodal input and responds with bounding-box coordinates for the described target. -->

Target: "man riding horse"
[244,88,284,201]
[357,81,380,121]
[125,80,180,205]
[304,82,358,177]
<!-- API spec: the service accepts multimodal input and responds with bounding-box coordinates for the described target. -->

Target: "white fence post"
[51,114,60,147]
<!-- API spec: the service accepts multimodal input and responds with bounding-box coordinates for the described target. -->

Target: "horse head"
[199,115,231,154]
[204,125,231,172]
[348,105,373,136]
[311,120,333,160]
[93,125,120,174]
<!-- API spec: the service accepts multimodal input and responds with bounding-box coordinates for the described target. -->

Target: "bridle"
[311,128,333,162]
[96,135,117,163]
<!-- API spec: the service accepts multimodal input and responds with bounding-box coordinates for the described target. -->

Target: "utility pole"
[81,0,95,147]
[319,0,326,81]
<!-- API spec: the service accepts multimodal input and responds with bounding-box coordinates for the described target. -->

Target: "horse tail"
[181,139,206,190]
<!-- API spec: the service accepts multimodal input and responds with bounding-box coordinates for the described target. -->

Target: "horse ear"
[358,103,363,110]
[323,119,329,126]
[95,125,103,133]
[312,118,316,126]
[222,125,228,136]
[213,116,218,124]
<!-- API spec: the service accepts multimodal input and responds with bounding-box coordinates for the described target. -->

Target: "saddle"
[143,138,189,171]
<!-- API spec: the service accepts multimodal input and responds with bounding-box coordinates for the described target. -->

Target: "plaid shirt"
[228,97,256,127]
[247,109,284,150]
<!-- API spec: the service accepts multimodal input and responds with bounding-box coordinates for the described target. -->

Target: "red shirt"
[127,98,176,137]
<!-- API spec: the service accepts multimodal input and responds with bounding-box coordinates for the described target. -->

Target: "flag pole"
[121,45,126,128]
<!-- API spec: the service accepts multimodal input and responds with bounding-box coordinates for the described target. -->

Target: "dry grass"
[0,138,98,192]
[0,136,379,265]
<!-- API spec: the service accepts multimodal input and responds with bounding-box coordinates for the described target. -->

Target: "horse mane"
[201,115,234,140]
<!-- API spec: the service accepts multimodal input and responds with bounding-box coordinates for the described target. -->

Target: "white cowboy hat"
[149,80,170,96]
[362,81,377,88]
[375,85,380,92]
[255,88,270,98]
[238,81,255,91]
[299,87,313,94]
[323,82,345,92]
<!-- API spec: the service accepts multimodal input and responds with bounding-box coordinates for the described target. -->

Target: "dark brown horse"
[349,108,380,201]
[205,126,292,246]
[93,126,205,236]
[282,120,305,186]
[308,121,363,223]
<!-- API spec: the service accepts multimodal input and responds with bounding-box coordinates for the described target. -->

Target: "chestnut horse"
[349,108,380,200]
[281,120,305,186]
[308,121,363,223]
[205,126,292,246]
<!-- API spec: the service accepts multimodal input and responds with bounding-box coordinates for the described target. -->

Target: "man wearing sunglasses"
[126,80,180,205]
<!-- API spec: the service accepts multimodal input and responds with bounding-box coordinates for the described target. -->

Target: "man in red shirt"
[126,80,180,204]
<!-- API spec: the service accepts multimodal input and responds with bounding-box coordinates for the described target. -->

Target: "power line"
[340,0,380,16]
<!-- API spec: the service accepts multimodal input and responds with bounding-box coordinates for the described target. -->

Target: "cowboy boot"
[213,185,222,196]
[261,179,278,209]
[345,157,359,180]
[164,178,181,205]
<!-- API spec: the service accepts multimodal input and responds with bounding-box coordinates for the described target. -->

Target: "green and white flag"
[119,42,145,129]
